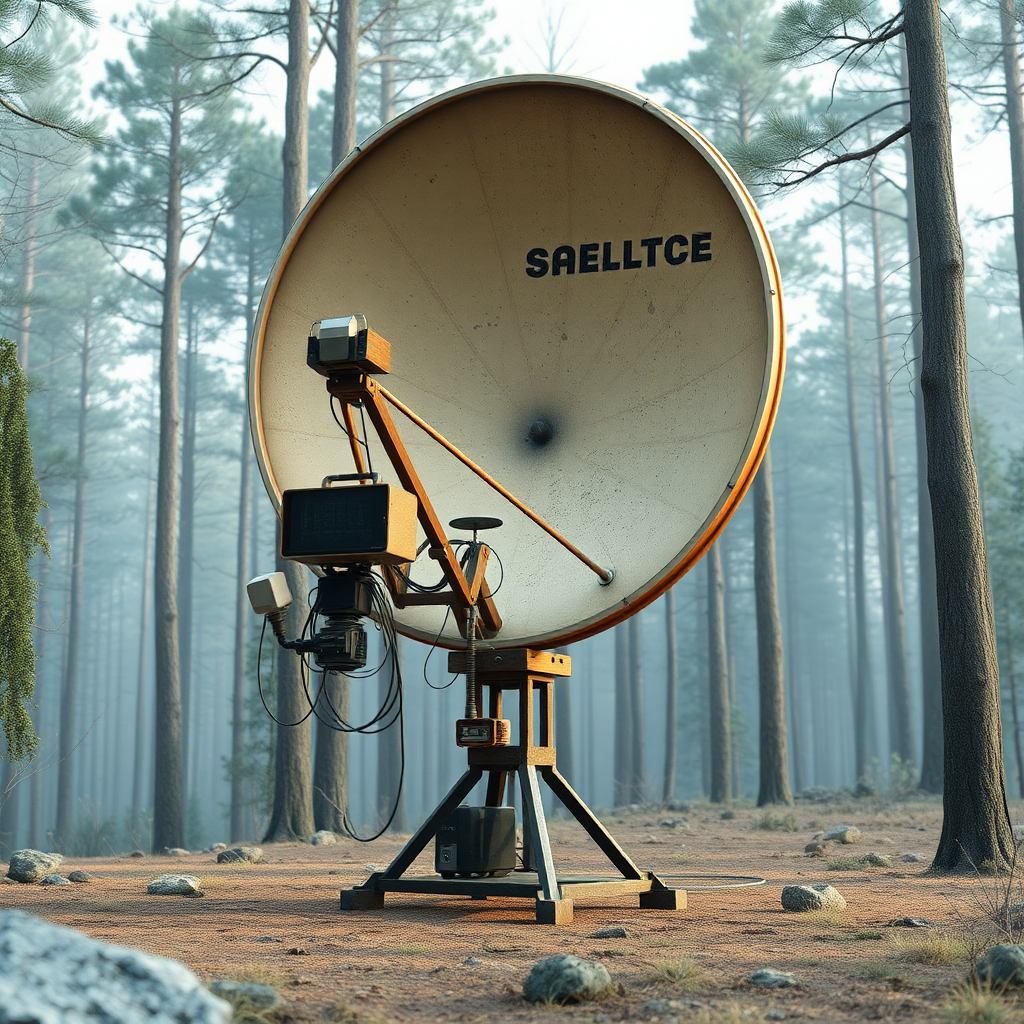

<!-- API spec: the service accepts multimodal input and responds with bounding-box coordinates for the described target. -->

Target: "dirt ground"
[4,796,1024,1023]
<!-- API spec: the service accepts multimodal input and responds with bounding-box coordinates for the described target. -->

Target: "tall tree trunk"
[613,622,632,806]
[904,0,1013,872]
[627,616,645,803]
[662,589,678,803]
[132,402,156,827]
[870,168,914,767]
[379,9,395,126]
[332,0,359,166]
[755,449,791,805]
[229,425,252,840]
[55,305,92,849]
[266,0,315,842]
[1003,596,1024,799]
[178,305,198,797]
[707,543,731,803]
[840,196,873,782]
[901,64,943,793]
[782,456,804,793]
[152,93,185,853]
[1000,0,1024,354]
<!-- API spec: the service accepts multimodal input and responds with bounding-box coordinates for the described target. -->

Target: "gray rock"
[257,936,283,943]
[765,1011,787,1021]
[639,998,704,1015]
[750,968,798,988]
[523,954,613,1004]
[588,927,628,939]
[977,944,1024,986]
[0,909,231,1024]
[665,800,690,813]
[462,957,482,966]
[901,853,923,863]
[147,875,203,897]
[720,810,735,820]
[162,848,189,858]
[888,917,933,928]
[216,846,263,865]
[823,825,861,844]
[659,818,686,829]
[804,842,826,857]
[67,871,92,883]
[129,850,145,858]
[308,830,337,846]
[781,883,846,912]
[39,875,71,886]
[208,979,283,1010]
[6,850,63,884]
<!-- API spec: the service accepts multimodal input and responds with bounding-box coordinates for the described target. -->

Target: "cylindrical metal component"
[465,604,479,719]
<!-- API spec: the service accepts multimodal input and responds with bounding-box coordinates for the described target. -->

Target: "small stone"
[665,800,690,813]
[823,825,861,844]
[781,883,846,912]
[208,979,283,1010]
[750,968,798,988]
[588,927,628,939]
[804,843,826,857]
[523,954,614,1004]
[130,850,145,858]
[287,947,308,956]
[901,853,923,863]
[888,917,933,928]
[640,997,682,1015]
[147,875,204,897]
[257,936,283,943]
[766,1011,787,1021]
[162,847,189,857]
[720,810,735,820]
[216,846,264,865]
[40,874,71,886]
[977,944,1024,986]
[67,870,92,883]
[6,849,63,884]
[308,830,337,846]
[462,957,482,965]
[209,843,227,852]
[659,818,686,829]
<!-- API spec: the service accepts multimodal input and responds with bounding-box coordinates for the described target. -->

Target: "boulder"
[901,853,923,863]
[823,825,861,844]
[523,954,613,1004]
[216,846,263,865]
[750,968,798,988]
[6,850,63,884]
[67,871,92,883]
[977,944,1024,987]
[208,979,283,1010]
[781,884,846,912]
[147,875,203,897]
[308,830,337,847]
[0,909,230,1024]
[39,875,71,886]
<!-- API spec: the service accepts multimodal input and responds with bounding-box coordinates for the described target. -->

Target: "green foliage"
[755,809,798,831]
[0,0,102,141]
[0,337,47,760]
[765,0,888,67]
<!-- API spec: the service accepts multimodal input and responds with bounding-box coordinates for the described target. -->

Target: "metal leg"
[542,766,643,879]
[485,770,506,806]
[518,763,559,901]
[382,767,483,879]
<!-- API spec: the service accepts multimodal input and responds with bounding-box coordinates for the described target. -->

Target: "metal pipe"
[376,383,614,584]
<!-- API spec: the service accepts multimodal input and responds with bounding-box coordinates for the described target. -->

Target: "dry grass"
[645,957,714,992]
[754,810,798,832]
[797,908,849,929]
[942,983,1013,1024]
[224,966,285,990]
[890,932,972,965]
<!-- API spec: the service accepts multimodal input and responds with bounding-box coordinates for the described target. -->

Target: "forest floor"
[5,795,1024,1023]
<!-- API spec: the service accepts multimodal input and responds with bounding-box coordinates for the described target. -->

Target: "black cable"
[424,606,459,689]
[256,618,316,728]
[329,395,374,467]
[358,402,374,477]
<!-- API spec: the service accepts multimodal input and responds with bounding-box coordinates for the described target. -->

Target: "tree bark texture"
[132,462,154,824]
[869,168,913,767]
[178,308,197,797]
[840,199,874,781]
[266,0,315,842]
[662,589,679,803]
[904,0,1014,872]
[55,306,91,849]
[613,622,632,806]
[332,0,359,166]
[153,93,185,854]
[781,455,804,792]
[755,450,791,805]
[901,88,943,793]
[627,616,645,802]
[707,543,731,804]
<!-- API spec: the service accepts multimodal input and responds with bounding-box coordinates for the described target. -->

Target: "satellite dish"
[250,75,784,651]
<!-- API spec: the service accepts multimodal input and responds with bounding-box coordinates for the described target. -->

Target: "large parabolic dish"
[250,75,784,650]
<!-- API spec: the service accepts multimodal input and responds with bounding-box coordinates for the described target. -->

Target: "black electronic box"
[434,805,516,878]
